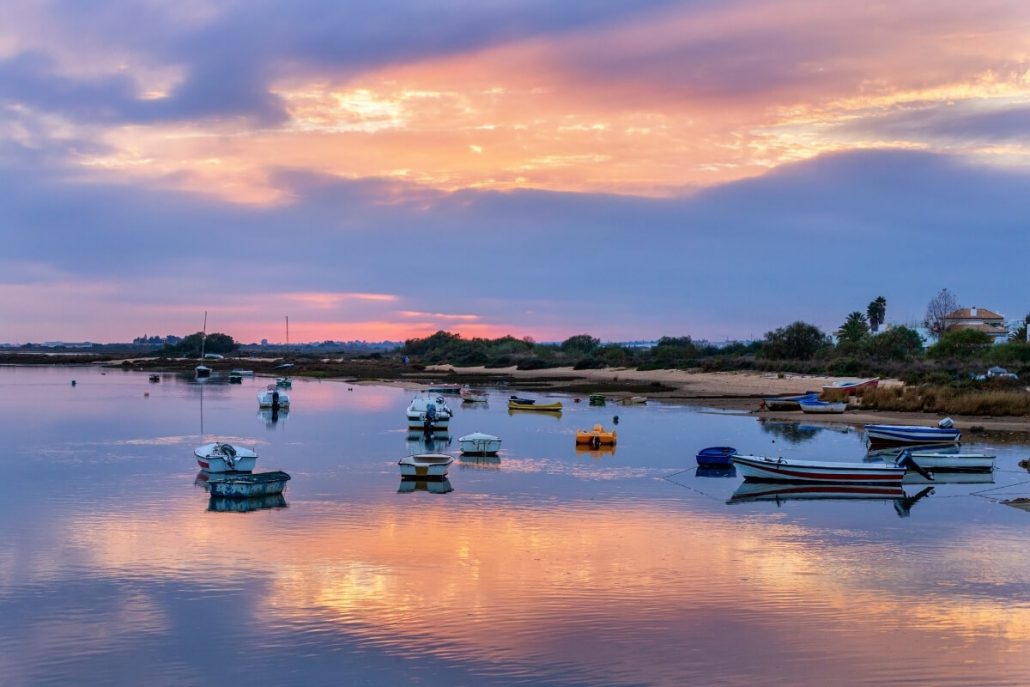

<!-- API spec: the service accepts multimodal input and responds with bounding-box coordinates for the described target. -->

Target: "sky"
[2,0,1029,344]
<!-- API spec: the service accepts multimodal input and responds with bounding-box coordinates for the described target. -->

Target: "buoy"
[613,415,619,424]
[71,380,77,386]
[144,392,149,397]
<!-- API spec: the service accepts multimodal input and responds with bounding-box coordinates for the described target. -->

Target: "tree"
[928,328,992,359]
[866,296,887,333]
[923,288,959,337]
[560,334,600,354]
[837,311,870,345]
[760,321,831,360]
[1010,313,1030,343]
[867,326,924,360]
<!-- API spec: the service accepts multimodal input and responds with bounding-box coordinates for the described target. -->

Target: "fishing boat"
[194,442,258,473]
[762,392,819,411]
[588,393,606,406]
[731,454,907,483]
[427,383,462,394]
[208,471,291,498]
[460,385,488,403]
[508,397,563,412]
[576,424,617,447]
[407,395,453,430]
[458,432,501,455]
[865,420,960,445]
[258,384,290,409]
[399,453,454,479]
[897,448,994,472]
[799,399,847,414]
[822,378,879,395]
[696,446,737,466]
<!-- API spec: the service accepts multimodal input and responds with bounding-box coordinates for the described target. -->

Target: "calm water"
[2,365,1030,686]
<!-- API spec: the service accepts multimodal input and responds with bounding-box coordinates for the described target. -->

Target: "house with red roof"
[942,306,1009,342]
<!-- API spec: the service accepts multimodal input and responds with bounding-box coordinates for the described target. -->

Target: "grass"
[859,385,1030,416]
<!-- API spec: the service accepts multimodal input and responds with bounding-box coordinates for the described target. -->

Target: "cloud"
[840,103,1030,143]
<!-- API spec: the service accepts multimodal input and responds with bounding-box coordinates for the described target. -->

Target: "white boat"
[406,395,453,430]
[231,369,255,377]
[276,376,292,388]
[458,432,502,455]
[194,442,258,473]
[865,420,961,445]
[195,311,212,378]
[731,454,906,484]
[460,385,488,403]
[398,453,454,479]
[899,449,995,472]
[258,384,290,408]
[799,399,847,414]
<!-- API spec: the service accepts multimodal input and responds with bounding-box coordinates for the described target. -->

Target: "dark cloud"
[841,103,1030,143]
[2,147,1028,337]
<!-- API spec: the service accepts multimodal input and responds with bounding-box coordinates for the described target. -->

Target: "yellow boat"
[507,399,563,412]
[575,424,617,446]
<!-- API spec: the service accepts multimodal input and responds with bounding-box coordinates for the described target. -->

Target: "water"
[1,365,1030,686]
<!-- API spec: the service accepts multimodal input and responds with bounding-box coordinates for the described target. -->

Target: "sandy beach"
[428,364,1030,435]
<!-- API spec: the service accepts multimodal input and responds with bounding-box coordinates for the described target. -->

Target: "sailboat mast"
[286,316,289,355]
[201,311,207,358]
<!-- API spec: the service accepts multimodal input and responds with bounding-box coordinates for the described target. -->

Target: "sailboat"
[195,311,211,378]
[276,315,293,387]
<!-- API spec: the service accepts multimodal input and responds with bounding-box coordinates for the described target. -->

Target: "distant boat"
[194,442,258,473]
[622,396,647,405]
[276,316,293,387]
[458,432,502,455]
[695,446,737,466]
[258,384,290,409]
[822,378,879,395]
[588,393,606,406]
[195,311,212,378]
[228,372,243,384]
[231,369,255,377]
[275,377,292,388]
[407,395,453,431]
[148,374,160,383]
[208,471,291,498]
[427,383,462,394]
[575,424,617,447]
[399,453,454,479]
[731,454,906,484]
[799,399,847,414]
[865,421,960,445]
[508,397,562,412]
[762,392,819,411]
[460,385,488,403]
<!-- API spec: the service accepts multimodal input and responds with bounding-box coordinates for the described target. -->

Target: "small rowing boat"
[508,398,563,412]
[576,424,617,447]
[799,399,847,414]
[865,420,960,445]
[208,471,291,498]
[695,446,736,466]
[399,453,454,479]
[731,454,906,484]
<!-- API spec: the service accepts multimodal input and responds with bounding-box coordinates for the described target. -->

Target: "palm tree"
[838,311,870,344]
[867,296,887,333]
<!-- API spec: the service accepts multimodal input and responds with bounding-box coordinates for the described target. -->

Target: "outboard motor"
[937,417,954,429]
[897,449,934,481]
[271,389,280,411]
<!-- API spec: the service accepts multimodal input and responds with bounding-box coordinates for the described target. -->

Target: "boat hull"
[458,435,501,455]
[194,443,258,473]
[208,471,291,498]
[903,451,994,471]
[731,454,906,484]
[696,446,737,466]
[508,401,563,412]
[399,453,453,478]
[799,401,847,414]
[865,425,961,445]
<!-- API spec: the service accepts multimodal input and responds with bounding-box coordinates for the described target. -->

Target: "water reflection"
[397,478,454,494]
[574,443,616,458]
[258,407,289,428]
[405,429,451,453]
[695,464,737,478]
[458,455,501,469]
[209,493,288,512]
[727,481,935,516]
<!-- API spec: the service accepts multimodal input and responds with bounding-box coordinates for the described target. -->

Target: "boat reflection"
[575,443,616,458]
[756,419,820,444]
[258,406,289,428]
[902,470,995,485]
[695,464,737,478]
[406,429,451,453]
[209,493,288,512]
[865,443,960,461]
[459,454,501,469]
[397,478,454,494]
[728,482,935,517]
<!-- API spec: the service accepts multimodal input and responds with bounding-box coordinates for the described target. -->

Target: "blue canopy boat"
[696,446,737,466]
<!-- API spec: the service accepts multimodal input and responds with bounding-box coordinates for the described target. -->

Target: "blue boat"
[696,446,737,466]
[865,422,961,445]
[763,392,820,410]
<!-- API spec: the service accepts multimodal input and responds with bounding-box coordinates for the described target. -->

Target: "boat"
[427,383,462,394]
[897,448,994,472]
[731,454,907,483]
[575,424,617,447]
[799,399,847,414]
[458,432,502,455]
[622,396,647,405]
[148,374,160,383]
[460,385,488,403]
[275,376,292,388]
[231,369,255,377]
[696,446,736,466]
[194,442,258,473]
[407,395,453,430]
[822,378,879,395]
[258,384,290,409]
[195,311,212,378]
[588,393,606,406]
[208,471,291,498]
[508,397,563,412]
[398,453,454,479]
[762,392,819,411]
[276,316,293,387]
[228,372,243,384]
[865,420,960,445]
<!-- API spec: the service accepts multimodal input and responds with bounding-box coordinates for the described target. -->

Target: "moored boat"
[865,421,960,445]
[898,449,994,472]
[696,446,736,466]
[731,454,906,484]
[622,396,647,405]
[148,374,160,383]
[576,424,617,447]
[508,397,563,412]
[459,432,502,455]
[399,453,454,479]
[799,399,847,414]
[460,385,488,403]
[427,383,462,394]
[762,392,819,411]
[231,369,255,377]
[588,393,606,406]
[822,378,879,395]
[258,384,290,409]
[276,376,292,388]
[208,471,291,498]
[228,372,243,383]
[407,394,453,430]
[194,442,258,473]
